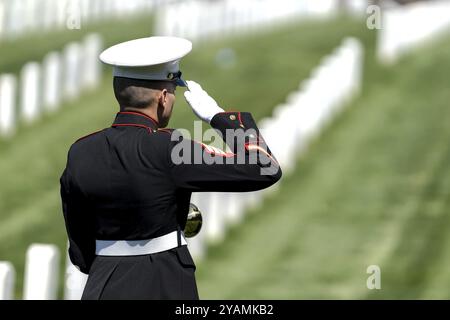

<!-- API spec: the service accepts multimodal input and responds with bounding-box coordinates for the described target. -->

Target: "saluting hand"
[184,80,224,123]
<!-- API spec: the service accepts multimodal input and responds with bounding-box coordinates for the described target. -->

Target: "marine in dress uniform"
[60,37,282,300]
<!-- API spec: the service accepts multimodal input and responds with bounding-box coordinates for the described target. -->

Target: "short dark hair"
[113,77,171,109]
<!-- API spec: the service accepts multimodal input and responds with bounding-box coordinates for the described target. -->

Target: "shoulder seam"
[157,128,174,134]
[75,128,105,143]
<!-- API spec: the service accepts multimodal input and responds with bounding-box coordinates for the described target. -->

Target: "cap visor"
[175,77,187,87]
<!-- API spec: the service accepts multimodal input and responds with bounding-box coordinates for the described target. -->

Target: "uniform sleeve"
[167,111,282,192]
[60,167,95,274]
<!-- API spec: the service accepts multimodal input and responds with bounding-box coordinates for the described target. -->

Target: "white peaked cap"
[99,36,192,86]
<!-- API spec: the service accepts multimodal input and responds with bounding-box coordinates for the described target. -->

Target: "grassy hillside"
[195,28,450,299]
[0,17,367,298]
[0,13,155,75]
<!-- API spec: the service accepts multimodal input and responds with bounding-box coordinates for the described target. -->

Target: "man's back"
[65,112,185,241]
[61,111,198,300]
[61,109,281,299]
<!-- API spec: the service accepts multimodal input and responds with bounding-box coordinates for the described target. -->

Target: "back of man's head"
[113,77,167,110]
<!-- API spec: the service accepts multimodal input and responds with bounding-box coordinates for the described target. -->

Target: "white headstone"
[292,90,316,145]
[0,261,15,300]
[80,0,91,23]
[377,8,402,64]
[301,80,323,136]
[55,0,67,28]
[262,113,291,171]
[99,0,113,19]
[66,0,82,30]
[42,51,62,112]
[320,54,341,113]
[63,42,82,100]
[23,244,60,300]
[346,0,368,15]
[20,62,41,124]
[204,192,225,244]
[81,33,103,90]
[90,0,102,20]
[23,0,38,32]
[6,0,26,39]
[42,0,58,30]
[225,193,245,226]
[0,0,6,41]
[343,37,363,96]
[309,67,332,128]
[183,2,200,40]
[64,249,87,300]
[0,74,17,136]
[154,4,168,36]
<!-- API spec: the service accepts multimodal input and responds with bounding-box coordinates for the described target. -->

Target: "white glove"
[184,80,224,123]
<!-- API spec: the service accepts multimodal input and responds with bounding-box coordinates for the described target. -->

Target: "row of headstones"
[0,0,166,41]
[0,243,83,300]
[377,0,450,64]
[154,0,346,41]
[186,37,364,261]
[0,36,364,300]
[0,33,103,137]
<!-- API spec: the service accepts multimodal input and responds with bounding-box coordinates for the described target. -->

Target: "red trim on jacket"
[198,142,236,158]
[245,143,278,164]
[112,123,152,134]
[157,128,173,134]
[237,112,243,127]
[75,129,105,143]
[118,111,159,127]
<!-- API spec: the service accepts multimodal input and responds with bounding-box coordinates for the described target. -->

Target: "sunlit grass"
[2,15,449,299]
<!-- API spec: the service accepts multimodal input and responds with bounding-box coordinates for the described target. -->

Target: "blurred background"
[0,0,449,300]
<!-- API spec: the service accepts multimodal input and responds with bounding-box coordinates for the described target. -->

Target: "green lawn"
[195,27,450,299]
[0,16,366,298]
[1,14,448,300]
[0,13,155,75]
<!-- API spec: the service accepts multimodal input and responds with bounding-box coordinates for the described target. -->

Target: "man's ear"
[159,88,168,106]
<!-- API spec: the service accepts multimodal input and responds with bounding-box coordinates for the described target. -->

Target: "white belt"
[95,231,187,256]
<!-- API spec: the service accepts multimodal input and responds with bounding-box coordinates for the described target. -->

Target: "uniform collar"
[112,111,159,131]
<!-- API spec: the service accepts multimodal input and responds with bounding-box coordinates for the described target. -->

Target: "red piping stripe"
[237,112,243,127]
[157,128,173,134]
[112,123,152,133]
[198,142,236,158]
[118,111,159,127]
[75,129,105,142]
[245,144,279,164]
